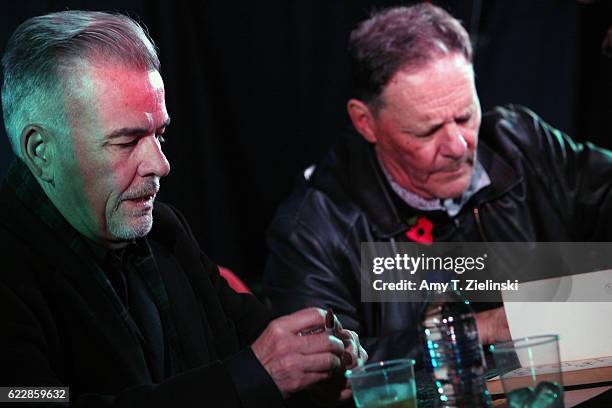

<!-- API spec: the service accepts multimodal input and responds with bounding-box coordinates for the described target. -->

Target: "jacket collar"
[2,159,133,280]
[0,159,154,380]
[313,129,522,239]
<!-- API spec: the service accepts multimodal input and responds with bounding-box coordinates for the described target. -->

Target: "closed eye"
[115,139,139,148]
[414,123,443,138]
[456,114,472,124]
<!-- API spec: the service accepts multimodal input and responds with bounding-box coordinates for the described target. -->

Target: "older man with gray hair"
[265,3,612,364]
[0,10,366,407]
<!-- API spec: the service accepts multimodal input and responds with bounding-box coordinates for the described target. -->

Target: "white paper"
[502,301,612,362]
[502,269,612,362]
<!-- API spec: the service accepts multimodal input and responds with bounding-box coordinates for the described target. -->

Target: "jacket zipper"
[473,206,488,241]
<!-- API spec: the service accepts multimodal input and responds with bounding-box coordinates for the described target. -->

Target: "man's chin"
[108,213,153,240]
[432,170,472,199]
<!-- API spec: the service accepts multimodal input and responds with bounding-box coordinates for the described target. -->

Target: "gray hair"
[1,10,160,157]
[349,3,472,113]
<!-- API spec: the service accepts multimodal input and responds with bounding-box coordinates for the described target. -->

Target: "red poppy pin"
[405,216,434,244]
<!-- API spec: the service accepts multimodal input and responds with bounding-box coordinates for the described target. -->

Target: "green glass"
[346,359,417,408]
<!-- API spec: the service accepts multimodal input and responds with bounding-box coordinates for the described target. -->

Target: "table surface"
[416,369,612,407]
[492,385,612,407]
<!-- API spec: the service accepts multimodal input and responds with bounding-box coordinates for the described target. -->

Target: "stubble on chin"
[106,207,154,241]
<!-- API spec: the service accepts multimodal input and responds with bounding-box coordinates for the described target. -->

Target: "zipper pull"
[473,207,488,241]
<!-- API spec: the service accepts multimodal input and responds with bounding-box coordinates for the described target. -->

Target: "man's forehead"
[91,65,164,102]
[382,55,475,121]
[388,55,474,93]
[63,60,168,134]
[66,58,163,99]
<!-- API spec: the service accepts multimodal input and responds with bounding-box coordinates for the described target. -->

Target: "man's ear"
[21,125,54,183]
[347,98,378,144]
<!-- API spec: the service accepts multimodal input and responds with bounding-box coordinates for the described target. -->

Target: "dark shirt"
[86,241,166,382]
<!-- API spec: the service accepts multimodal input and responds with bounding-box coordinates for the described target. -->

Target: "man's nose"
[137,135,171,178]
[440,125,468,159]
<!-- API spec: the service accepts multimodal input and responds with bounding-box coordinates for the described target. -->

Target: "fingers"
[341,332,358,367]
[334,329,368,368]
[271,352,341,375]
[297,332,345,355]
[357,345,368,366]
[333,327,352,342]
[301,352,343,373]
[333,314,344,331]
[253,308,369,400]
[475,311,492,344]
[340,387,353,401]
[476,307,510,344]
[253,313,359,399]
[276,307,327,335]
[264,353,341,396]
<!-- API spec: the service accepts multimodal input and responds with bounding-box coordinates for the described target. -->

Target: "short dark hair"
[1,10,159,157]
[349,3,472,112]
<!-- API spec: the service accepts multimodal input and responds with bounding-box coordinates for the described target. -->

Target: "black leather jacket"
[264,105,612,363]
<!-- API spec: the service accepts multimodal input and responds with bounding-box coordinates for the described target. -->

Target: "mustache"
[120,179,160,201]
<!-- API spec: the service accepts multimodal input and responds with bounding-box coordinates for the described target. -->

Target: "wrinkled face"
[372,54,481,200]
[52,60,170,246]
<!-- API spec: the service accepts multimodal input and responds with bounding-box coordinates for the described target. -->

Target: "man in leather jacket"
[264,4,612,363]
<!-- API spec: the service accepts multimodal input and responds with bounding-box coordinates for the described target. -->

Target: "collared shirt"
[378,157,491,217]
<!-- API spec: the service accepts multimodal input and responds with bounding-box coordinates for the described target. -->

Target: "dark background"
[1,1,610,293]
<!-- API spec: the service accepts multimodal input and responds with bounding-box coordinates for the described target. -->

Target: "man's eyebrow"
[105,118,171,140]
[456,107,473,119]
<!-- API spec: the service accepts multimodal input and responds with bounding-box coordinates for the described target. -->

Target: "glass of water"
[490,335,563,408]
[345,358,417,408]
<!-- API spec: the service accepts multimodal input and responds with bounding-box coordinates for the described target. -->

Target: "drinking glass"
[345,358,417,408]
[490,335,563,408]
